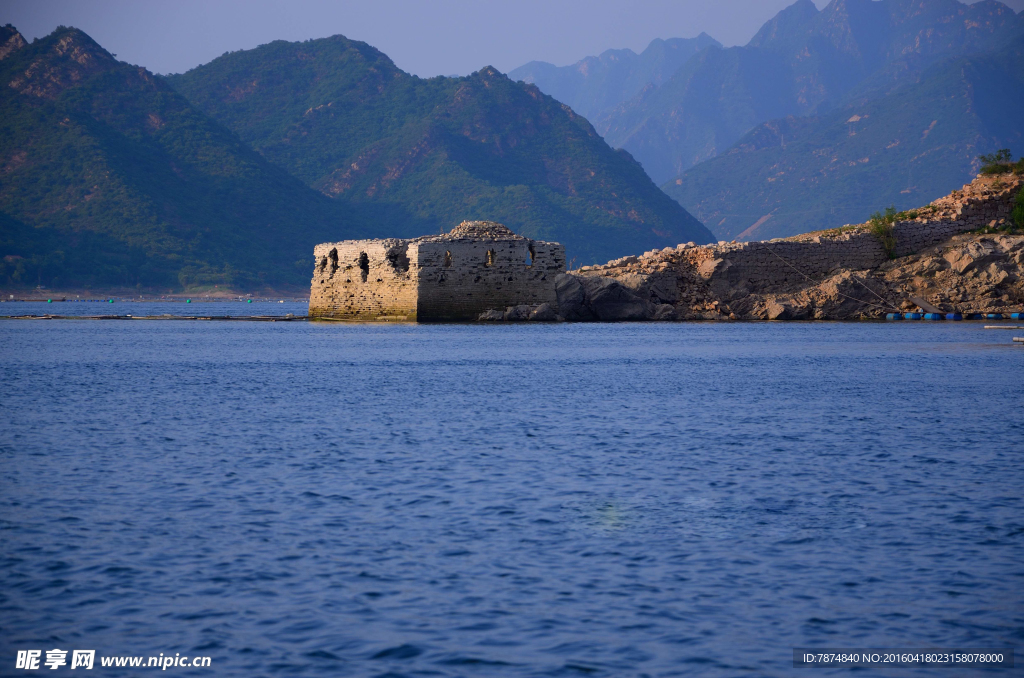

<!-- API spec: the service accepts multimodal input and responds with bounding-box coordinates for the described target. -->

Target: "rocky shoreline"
[480,173,1024,322]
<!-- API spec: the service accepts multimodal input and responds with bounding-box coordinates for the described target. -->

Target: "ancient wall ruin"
[311,176,1019,323]
[310,239,419,320]
[589,173,1021,295]
[310,222,565,320]
[561,172,1023,321]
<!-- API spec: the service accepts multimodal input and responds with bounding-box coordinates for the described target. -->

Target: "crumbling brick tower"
[309,221,565,320]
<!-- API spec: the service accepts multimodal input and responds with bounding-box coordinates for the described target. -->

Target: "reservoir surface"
[2,311,1022,676]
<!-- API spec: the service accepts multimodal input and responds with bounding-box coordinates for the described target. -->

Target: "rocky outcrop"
[731,234,1024,320]
[560,275,653,321]
[478,275,673,322]
[561,172,1023,321]
[476,302,563,322]
[0,26,27,61]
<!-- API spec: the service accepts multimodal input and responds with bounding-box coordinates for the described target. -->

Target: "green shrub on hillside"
[978,149,1024,175]
[868,206,898,259]
[1013,187,1024,229]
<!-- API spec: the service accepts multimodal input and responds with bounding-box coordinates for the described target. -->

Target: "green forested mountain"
[508,34,721,123]
[599,0,1024,183]
[663,34,1024,241]
[166,35,712,265]
[0,25,368,291]
[0,26,710,291]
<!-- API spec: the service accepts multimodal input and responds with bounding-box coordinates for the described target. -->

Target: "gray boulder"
[477,309,504,321]
[556,273,659,321]
[580,276,653,321]
[529,302,559,321]
[503,305,535,321]
[766,299,811,320]
[653,304,676,321]
[766,300,793,320]
[555,274,594,321]
[944,239,1003,274]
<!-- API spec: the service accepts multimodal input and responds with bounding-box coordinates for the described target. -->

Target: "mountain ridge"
[600,0,1024,183]
[508,34,721,123]
[663,32,1024,241]
[1,25,713,291]
[0,24,368,291]
[167,34,713,265]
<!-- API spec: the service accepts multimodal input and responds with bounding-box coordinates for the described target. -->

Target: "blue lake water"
[1,316,1022,676]
[0,299,310,317]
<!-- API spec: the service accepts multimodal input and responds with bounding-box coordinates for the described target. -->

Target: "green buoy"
[47,299,52,303]
[186,299,191,303]
[108,299,113,303]
[247,299,252,303]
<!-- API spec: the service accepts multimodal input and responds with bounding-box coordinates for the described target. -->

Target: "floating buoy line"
[886,312,1023,321]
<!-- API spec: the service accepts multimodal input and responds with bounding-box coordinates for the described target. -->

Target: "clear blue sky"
[1,0,1019,78]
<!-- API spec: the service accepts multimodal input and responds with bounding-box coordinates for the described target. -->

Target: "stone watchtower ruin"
[309,221,565,320]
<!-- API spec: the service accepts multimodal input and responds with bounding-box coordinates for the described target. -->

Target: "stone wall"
[311,176,1019,322]
[415,238,563,320]
[694,174,1020,293]
[310,239,419,320]
[309,222,565,321]
[556,172,1023,321]
[588,173,1021,297]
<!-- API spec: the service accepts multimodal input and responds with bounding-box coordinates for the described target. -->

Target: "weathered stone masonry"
[635,173,1021,295]
[310,175,1020,323]
[310,221,565,320]
[567,173,1023,320]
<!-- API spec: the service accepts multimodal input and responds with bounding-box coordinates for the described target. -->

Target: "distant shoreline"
[0,295,310,303]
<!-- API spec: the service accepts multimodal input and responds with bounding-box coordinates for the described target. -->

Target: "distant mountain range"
[664,33,1024,241]
[508,34,721,123]
[0,26,711,291]
[509,0,1024,240]
[597,0,1024,184]
[6,0,1023,292]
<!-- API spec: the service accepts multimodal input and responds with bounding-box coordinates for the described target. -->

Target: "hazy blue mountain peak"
[747,0,820,49]
[664,31,1024,242]
[599,0,1024,183]
[507,33,720,122]
[641,33,720,58]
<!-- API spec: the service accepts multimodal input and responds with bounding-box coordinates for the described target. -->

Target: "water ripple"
[1,320,1022,676]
